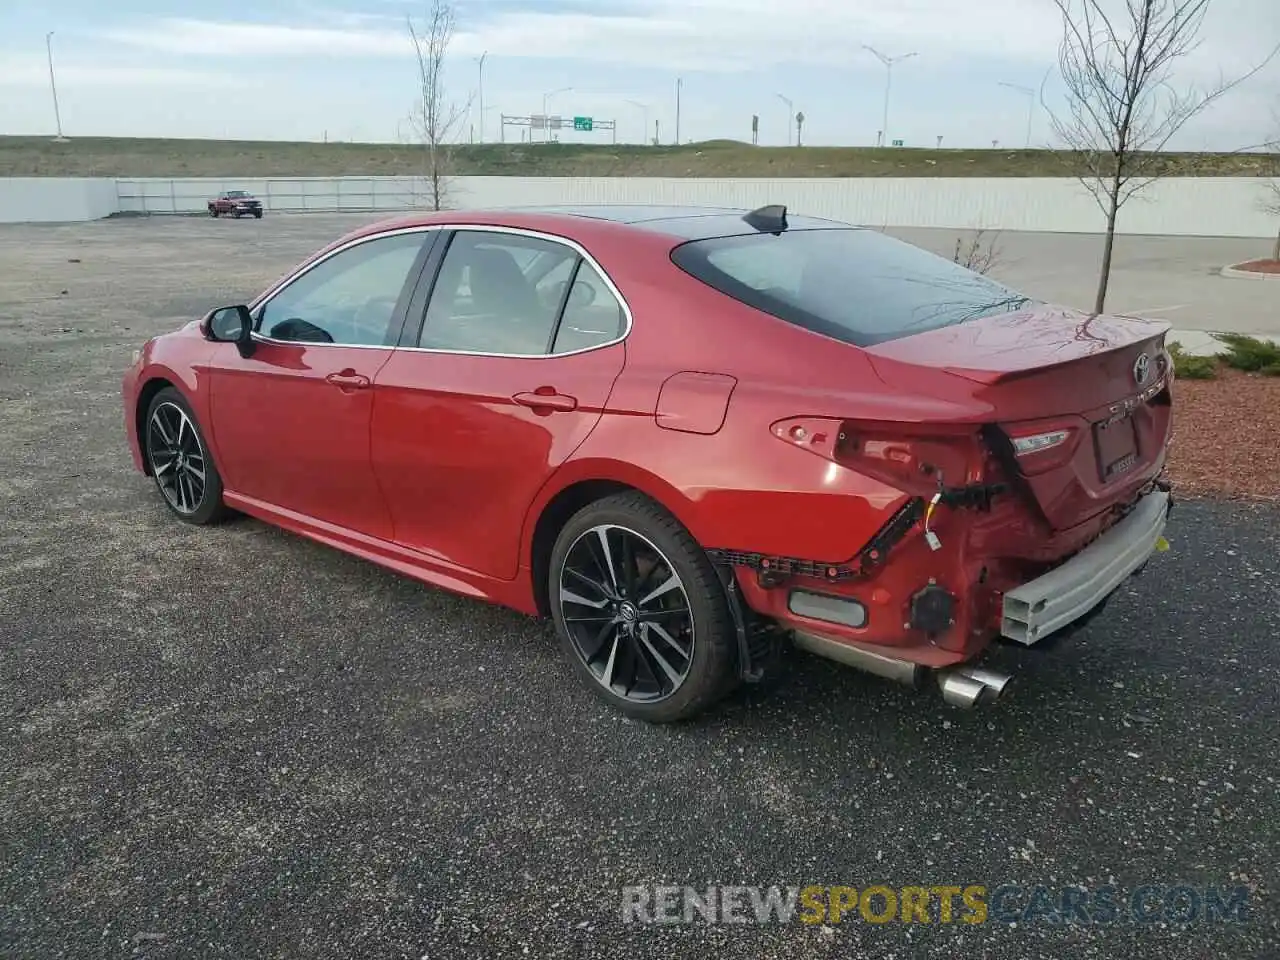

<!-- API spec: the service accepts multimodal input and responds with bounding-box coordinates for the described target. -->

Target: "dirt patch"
[1226,258,1280,275]
[1169,369,1280,500]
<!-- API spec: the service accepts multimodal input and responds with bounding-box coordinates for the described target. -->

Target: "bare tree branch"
[1043,0,1280,312]
[1263,110,1280,260]
[407,0,473,211]
[953,229,1004,275]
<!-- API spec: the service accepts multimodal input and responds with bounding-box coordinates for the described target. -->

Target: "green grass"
[1167,341,1220,380]
[2,135,1277,179]
[1215,333,1280,376]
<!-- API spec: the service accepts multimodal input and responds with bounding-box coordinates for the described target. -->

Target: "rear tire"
[143,387,230,526]
[548,492,738,722]
[253,210,263,219]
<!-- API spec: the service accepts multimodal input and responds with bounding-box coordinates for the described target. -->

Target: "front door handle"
[326,369,370,390]
[513,389,578,412]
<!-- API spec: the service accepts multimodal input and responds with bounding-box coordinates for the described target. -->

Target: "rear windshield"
[669,228,1035,347]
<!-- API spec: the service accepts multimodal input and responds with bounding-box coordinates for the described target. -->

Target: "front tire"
[209,207,218,217]
[143,387,229,525]
[548,492,738,722]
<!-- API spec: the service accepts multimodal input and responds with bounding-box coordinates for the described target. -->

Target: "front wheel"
[548,492,738,722]
[208,207,218,217]
[143,387,230,525]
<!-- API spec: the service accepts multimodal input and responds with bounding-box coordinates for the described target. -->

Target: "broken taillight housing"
[771,416,984,492]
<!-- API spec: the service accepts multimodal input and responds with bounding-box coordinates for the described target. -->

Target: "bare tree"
[1264,120,1280,261]
[953,228,1004,275]
[407,0,471,211]
[1045,0,1278,312]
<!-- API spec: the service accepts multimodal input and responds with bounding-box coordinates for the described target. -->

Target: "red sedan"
[122,204,1174,722]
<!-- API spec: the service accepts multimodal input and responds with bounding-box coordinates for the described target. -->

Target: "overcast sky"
[1,0,1277,148]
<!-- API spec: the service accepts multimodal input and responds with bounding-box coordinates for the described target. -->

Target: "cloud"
[0,59,247,89]
[100,18,409,58]
[99,1,1065,72]
[97,0,1279,81]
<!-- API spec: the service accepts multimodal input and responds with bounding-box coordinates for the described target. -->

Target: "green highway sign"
[573,116,593,132]
[891,139,904,147]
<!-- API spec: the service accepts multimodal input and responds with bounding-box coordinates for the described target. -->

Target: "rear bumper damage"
[999,489,1171,645]
[715,480,1174,708]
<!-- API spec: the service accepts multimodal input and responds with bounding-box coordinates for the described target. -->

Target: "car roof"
[359,204,859,245]
[500,204,858,240]
[529,204,860,238]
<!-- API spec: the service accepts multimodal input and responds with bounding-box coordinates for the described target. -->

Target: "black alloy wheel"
[560,523,695,702]
[549,493,737,722]
[143,387,229,525]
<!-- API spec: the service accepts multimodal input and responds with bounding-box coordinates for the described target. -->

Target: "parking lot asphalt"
[2,214,1279,959]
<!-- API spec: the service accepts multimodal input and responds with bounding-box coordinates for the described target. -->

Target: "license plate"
[1094,413,1138,481]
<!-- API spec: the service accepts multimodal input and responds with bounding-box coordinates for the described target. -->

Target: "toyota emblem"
[1133,352,1151,386]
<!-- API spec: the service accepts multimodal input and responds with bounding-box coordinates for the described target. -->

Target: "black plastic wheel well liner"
[529,479,637,618]
[136,377,177,476]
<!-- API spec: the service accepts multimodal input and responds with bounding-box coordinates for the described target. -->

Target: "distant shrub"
[1214,333,1280,373]
[1167,341,1218,379]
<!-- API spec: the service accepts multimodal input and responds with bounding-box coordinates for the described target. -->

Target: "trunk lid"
[864,305,1174,530]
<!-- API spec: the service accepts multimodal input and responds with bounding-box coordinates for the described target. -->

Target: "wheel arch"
[524,460,705,619]
[135,376,179,476]
[134,367,208,476]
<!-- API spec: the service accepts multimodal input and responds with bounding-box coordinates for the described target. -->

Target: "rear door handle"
[326,369,371,390]
[512,390,578,412]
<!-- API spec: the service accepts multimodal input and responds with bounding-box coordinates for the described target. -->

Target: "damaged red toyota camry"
[121,204,1174,721]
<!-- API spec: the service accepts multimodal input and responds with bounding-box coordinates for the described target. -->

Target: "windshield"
[669,228,1035,347]
[227,191,250,198]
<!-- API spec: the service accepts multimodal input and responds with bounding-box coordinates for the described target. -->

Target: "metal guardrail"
[114,177,439,215]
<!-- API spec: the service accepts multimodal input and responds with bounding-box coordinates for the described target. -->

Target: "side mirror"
[202,305,255,358]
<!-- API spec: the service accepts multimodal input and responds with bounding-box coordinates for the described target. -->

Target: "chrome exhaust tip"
[956,666,1013,700]
[937,671,992,709]
[936,665,1013,708]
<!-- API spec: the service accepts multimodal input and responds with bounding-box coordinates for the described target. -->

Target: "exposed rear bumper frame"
[1000,490,1171,645]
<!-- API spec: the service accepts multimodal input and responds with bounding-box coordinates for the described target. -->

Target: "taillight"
[771,416,983,492]
[1001,422,1081,473]
[1010,430,1071,456]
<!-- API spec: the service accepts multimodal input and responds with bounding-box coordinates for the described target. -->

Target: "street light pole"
[625,99,650,145]
[863,45,916,147]
[998,81,1036,149]
[776,93,794,146]
[475,51,488,143]
[675,77,682,145]
[542,86,572,142]
[46,31,66,141]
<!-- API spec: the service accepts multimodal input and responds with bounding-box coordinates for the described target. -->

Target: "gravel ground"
[2,215,1279,959]
[1169,370,1280,501]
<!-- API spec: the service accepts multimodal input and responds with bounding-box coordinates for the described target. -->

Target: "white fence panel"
[0,178,117,222]
[4,174,1276,236]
